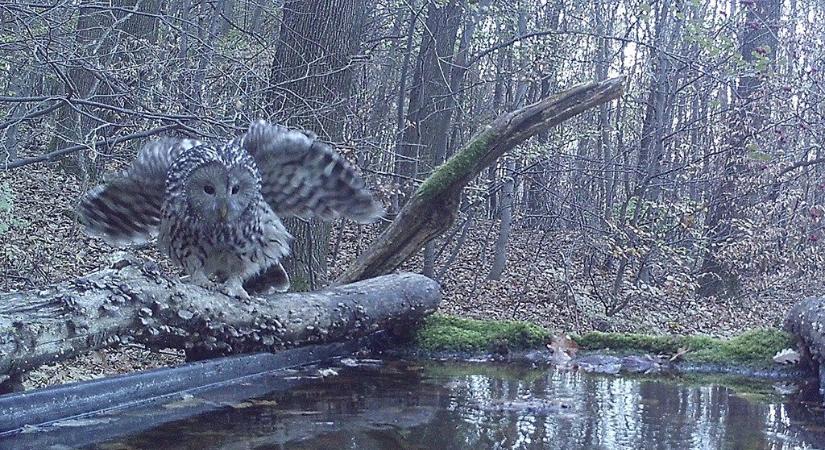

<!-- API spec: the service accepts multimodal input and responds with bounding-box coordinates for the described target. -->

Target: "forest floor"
[2,165,823,388]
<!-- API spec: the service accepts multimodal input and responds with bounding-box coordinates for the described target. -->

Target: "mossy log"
[0,256,441,391]
[337,76,626,283]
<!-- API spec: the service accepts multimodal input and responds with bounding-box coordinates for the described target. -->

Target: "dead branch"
[337,76,626,283]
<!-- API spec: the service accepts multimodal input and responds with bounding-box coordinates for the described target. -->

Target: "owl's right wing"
[77,138,201,246]
[242,120,384,223]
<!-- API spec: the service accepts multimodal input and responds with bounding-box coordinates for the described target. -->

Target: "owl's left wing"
[242,120,384,223]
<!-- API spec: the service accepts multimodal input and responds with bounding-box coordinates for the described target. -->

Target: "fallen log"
[0,255,441,390]
[337,76,626,283]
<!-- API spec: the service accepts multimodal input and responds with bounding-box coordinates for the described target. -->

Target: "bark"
[51,2,117,179]
[398,0,469,277]
[524,160,549,225]
[595,0,615,221]
[436,210,475,280]
[337,76,626,283]
[269,0,365,134]
[2,55,30,163]
[119,0,162,42]
[524,75,556,225]
[487,165,498,219]
[488,8,527,281]
[51,0,162,179]
[283,218,331,291]
[366,6,406,140]
[187,0,231,112]
[636,0,682,202]
[391,2,419,180]
[422,0,492,277]
[0,256,440,386]
[524,6,561,226]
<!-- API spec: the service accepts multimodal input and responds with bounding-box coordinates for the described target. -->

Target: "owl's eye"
[203,185,215,195]
[231,185,240,195]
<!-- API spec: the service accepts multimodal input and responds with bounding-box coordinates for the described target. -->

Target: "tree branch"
[776,156,825,179]
[1,124,180,171]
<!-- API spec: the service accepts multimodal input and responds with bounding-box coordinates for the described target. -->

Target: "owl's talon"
[222,278,251,302]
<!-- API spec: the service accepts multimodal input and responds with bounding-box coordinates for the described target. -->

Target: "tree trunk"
[489,157,515,280]
[390,2,420,215]
[51,2,116,179]
[488,8,527,281]
[595,0,615,221]
[51,0,162,180]
[635,0,681,202]
[177,0,231,114]
[268,0,367,289]
[394,0,463,195]
[698,0,781,297]
[421,0,491,277]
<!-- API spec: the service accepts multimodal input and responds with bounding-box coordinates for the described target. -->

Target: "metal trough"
[0,335,382,448]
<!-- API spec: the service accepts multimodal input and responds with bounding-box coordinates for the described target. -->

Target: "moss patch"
[415,128,496,201]
[576,329,793,366]
[416,315,792,367]
[415,314,551,352]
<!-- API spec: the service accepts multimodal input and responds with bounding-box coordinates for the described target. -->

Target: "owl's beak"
[218,204,228,221]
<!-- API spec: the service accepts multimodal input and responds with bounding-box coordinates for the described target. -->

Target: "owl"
[77,120,383,300]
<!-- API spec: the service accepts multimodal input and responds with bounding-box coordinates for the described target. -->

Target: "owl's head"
[184,159,258,224]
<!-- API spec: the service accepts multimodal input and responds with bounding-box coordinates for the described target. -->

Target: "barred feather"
[242,120,384,223]
[77,138,201,246]
[77,180,161,245]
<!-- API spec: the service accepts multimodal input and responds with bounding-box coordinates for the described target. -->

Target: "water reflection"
[90,361,824,450]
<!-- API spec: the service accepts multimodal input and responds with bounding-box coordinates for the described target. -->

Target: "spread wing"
[77,138,201,246]
[242,120,384,223]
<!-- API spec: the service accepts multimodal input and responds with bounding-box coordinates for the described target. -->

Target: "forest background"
[0,0,821,343]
